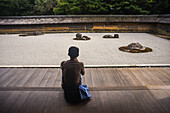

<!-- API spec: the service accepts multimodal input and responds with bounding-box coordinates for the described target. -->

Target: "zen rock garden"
[18,32,152,54]
[73,33,91,40]
[74,33,120,40]
[73,33,152,54]
[119,42,153,53]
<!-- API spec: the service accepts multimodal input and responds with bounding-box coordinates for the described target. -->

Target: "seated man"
[60,46,85,103]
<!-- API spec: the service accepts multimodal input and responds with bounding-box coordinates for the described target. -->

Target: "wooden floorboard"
[90,68,102,87]
[132,90,169,113]
[123,68,143,86]
[83,68,93,86]
[97,68,109,86]
[0,67,169,88]
[0,68,16,86]
[145,68,166,85]
[0,68,23,87]
[99,91,127,113]
[0,68,14,80]
[0,67,170,113]
[101,68,117,86]
[109,68,123,86]
[117,68,134,86]
[0,90,169,113]
[0,91,12,107]
[32,68,48,87]
[129,68,152,85]
[13,68,36,87]
[45,69,59,87]
[40,69,53,87]
[23,68,42,87]
[120,90,145,113]
[149,68,170,85]
[155,68,170,82]
[18,91,50,113]
[150,90,170,112]
[7,69,25,87]
[8,91,31,113]
[53,69,62,87]
[0,91,22,113]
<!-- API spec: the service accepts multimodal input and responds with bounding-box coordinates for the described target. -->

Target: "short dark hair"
[68,46,79,58]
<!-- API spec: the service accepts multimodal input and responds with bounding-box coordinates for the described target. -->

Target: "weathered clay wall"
[156,15,170,36]
[0,15,169,35]
[0,23,157,33]
[0,15,160,25]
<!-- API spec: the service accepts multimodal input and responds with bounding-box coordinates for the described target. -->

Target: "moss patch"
[73,36,91,41]
[73,38,91,40]
[119,46,153,53]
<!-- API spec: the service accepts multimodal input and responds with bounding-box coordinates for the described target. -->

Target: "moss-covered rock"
[119,43,152,53]
[73,35,91,40]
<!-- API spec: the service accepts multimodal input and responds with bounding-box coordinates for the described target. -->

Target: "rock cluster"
[74,33,91,40]
[103,34,119,38]
[119,42,152,53]
[127,42,145,50]
[19,31,43,36]
[76,33,82,39]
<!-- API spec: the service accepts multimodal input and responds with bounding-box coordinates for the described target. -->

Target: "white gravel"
[0,33,170,65]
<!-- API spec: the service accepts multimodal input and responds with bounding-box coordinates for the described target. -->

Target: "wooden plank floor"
[0,67,170,113]
[0,67,170,88]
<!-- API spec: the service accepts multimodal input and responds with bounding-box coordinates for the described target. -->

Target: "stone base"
[73,35,91,40]
[119,46,153,53]
[19,31,44,37]
[73,37,91,40]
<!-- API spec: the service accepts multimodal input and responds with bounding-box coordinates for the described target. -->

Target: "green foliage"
[53,0,109,15]
[53,0,70,15]
[33,0,57,15]
[150,0,170,14]
[0,0,33,16]
[53,0,170,15]
[0,0,56,16]
[0,0,169,16]
[108,0,150,14]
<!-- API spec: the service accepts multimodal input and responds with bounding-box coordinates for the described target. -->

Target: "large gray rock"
[114,34,119,38]
[82,36,90,40]
[103,34,114,38]
[76,33,82,39]
[74,33,90,40]
[103,34,119,38]
[119,42,152,53]
[127,42,145,50]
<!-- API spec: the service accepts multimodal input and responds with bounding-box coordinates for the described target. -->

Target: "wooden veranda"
[0,67,170,113]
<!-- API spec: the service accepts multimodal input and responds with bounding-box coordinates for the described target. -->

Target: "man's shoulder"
[61,60,70,64]
[61,60,84,66]
[78,62,84,67]
[79,62,84,65]
[61,61,66,66]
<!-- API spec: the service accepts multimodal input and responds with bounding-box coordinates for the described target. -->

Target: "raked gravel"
[0,33,170,65]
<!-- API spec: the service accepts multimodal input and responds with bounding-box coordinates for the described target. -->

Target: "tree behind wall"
[53,0,170,15]
[53,0,109,15]
[33,0,57,15]
[0,0,169,16]
[0,0,57,16]
[0,0,34,16]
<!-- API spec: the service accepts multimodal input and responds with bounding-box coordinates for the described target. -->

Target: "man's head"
[68,46,79,59]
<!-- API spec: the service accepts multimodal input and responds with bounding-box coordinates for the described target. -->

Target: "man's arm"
[60,61,65,89]
[80,62,85,75]
[60,61,65,69]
